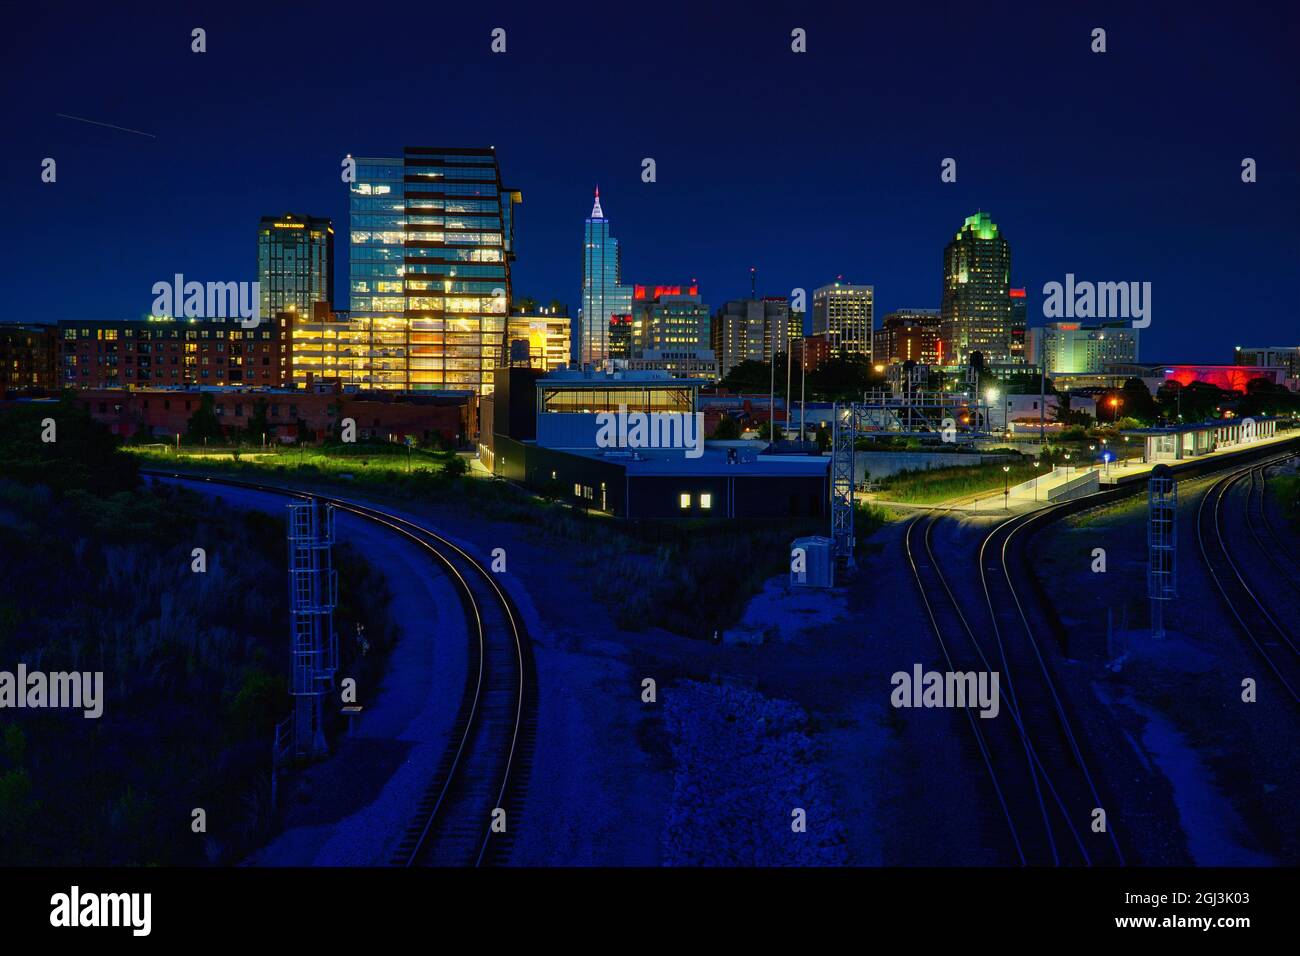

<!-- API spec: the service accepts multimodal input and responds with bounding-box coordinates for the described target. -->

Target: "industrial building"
[480,367,828,519]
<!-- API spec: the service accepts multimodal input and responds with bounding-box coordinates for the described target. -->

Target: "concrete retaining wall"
[854,450,1019,480]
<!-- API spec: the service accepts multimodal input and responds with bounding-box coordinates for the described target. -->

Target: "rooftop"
[555,444,830,477]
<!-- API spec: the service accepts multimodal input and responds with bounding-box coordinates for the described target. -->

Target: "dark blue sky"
[3,2,1296,362]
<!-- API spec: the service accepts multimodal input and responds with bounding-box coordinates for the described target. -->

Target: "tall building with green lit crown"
[940,211,1012,365]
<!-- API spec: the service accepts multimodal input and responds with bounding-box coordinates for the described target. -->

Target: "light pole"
[1003,464,1011,511]
[1064,451,1072,479]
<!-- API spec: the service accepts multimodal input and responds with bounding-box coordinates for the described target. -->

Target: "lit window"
[700,493,712,510]
[679,493,691,509]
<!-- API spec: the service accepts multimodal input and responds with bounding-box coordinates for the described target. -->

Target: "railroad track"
[1244,460,1300,595]
[904,508,1125,866]
[1195,456,1300,705]
[143,470,537,866]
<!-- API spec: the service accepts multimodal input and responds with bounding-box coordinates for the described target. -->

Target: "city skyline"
[5,5,1297,365]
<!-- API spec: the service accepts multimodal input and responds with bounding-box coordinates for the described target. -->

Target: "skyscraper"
[258,214,334,319]
[1009,288,1028,363]
[940,211,1012,365]
[347,147,520,394]
[580,188,632,367]
[812,282,873,359]
[712,297,790,378]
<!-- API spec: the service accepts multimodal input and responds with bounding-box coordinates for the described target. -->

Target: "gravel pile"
[661,680,848,866]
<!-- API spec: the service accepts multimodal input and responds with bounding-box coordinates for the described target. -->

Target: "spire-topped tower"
[580,184,631,367]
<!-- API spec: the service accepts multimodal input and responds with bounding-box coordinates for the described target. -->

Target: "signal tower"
[286,499,339,756]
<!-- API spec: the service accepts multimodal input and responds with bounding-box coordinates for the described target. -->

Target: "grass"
[875,459,1045,504]
[130,440,461,481]
[1271,473,1300,527]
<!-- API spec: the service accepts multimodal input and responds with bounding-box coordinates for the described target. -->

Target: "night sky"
[3,2,1296,362]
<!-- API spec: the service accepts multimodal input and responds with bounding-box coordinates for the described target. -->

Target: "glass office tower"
[258,214,334,319]
[348,147,520,393]
[580,188,632,367]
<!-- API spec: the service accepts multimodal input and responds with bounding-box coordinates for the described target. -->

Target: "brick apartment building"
[59,318,287,389]
[0,324,59,394]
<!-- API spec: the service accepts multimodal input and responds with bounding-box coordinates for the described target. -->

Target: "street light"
[1003,464,1011,511]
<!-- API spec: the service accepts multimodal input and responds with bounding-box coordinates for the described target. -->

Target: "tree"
[711,415,741,440]
[514,295,539,313]
[244,398,271,444]
[718,359,772,394]
[184,393,223,445]
[806,355,873,401]
[1107,379,1159,424]
[0,396,138,494]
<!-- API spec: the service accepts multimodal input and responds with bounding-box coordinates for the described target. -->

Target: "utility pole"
[1039,357,1046,446]
[784,317,792,446]
[800,346,807,446]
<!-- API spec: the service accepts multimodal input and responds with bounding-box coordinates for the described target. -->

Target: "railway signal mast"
[1147,465,1177,639]
[286,499,339,756]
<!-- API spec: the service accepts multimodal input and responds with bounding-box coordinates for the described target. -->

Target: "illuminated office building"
[1009,288,1027,363]
[580,188,633,367]
[343,147,521,394]
[257,214,334,320]
[712,297,790,378]
[812,282,874,358]
[940,211,1012,365]
[506,307,572,371]
[877,309,940,365]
